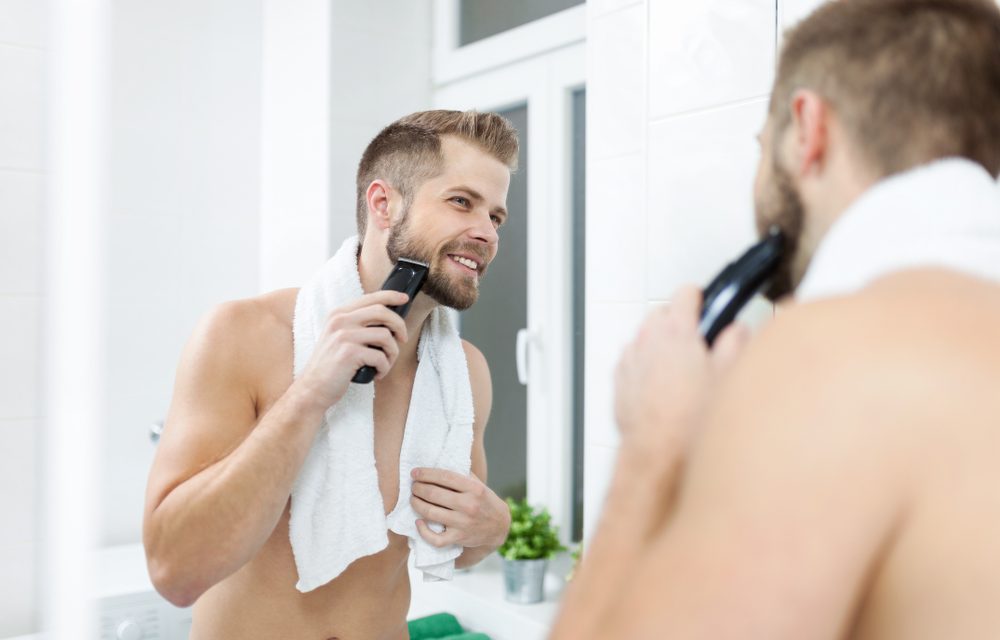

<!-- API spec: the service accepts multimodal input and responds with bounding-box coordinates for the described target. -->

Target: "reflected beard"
[386,218,486,311]
[756,161,805,302]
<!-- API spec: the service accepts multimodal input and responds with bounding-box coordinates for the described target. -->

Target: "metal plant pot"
[502,557,548,604]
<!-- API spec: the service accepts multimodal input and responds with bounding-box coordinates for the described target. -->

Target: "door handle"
[515,328,537,385]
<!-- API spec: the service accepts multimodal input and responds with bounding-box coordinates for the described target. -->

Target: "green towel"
[439,634,491,640]
[408,613,465,640]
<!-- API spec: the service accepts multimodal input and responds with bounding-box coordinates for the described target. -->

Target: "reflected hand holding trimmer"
[351,258,429,384]
[699,225,785,346]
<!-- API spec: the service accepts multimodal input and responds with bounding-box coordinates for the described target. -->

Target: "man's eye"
[452,197,470,207]
[490,215,502,228]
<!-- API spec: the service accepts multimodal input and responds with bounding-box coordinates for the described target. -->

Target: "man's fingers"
[711,322,751,372]
[670,285,703,332]
[354,344,391,379]
[411,467,474,491]
[410,495,462,528]
[339,305,409,343]
[339,290,409,314]
[415,519,456,548]
[638,285,702,341]
[411,480,462,510]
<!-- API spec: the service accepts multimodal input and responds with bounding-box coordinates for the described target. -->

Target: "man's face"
[753,118,806,301]
[385,136,511,310]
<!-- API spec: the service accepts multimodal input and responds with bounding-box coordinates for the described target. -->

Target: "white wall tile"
[0,0,46,48]
[582,443,619,542]
[779,0,827,32]
[0,171,42,294]
[649,0,774,119]
[100,366,159,545]
[106,211,182,303]
[329,119,386,248]
[0,420,36,548]
[99,291,200,547]
[0,297,38,419]
[329,31,431,126]
[646,99,769,299]
[584,302,647,449]
[0,45,44,171]
[177,211,260,304]
[589,0,643,19]
[110,2,262,222]
[332,0,430,37]
[0,542,36,636]
[588,4,645,159]
[586,153,645,303]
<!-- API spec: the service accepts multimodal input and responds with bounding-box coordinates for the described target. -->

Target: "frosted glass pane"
[459,0,584,46]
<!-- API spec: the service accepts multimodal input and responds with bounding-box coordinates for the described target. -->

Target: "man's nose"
[470,211,499,246]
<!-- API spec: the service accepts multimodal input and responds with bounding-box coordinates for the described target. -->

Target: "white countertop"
[408,553,568,640]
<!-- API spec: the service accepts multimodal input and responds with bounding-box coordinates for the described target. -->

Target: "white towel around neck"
[796,158,1000,302]
[289,236,475,592]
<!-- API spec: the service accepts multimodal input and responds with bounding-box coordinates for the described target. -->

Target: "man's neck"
[795,149,877,286]
[395,294,437,369]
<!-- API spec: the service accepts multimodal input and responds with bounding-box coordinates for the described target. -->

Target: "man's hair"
[771,0,1000,178]
[355,110,519,235]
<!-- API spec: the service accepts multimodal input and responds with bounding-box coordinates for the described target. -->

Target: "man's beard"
[385,214,488,311]
[756,159,805,302]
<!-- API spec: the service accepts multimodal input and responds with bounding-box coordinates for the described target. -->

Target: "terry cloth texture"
[797,158,1000,302]
[290,236,475,592]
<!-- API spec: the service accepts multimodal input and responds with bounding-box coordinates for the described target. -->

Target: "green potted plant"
[498,498,567,604]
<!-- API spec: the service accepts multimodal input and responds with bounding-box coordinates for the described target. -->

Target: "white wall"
[327,0,432,249]
[0,0,46,634]
[583,0,824,540]
[100,0,263,546]
[258,0,431,290]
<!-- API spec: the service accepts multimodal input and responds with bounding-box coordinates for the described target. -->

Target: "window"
[459,0,584,46]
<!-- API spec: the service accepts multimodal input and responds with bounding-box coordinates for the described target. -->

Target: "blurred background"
[0,0,834,637]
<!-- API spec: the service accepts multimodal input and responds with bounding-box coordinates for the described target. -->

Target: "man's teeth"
[451,255,478,270]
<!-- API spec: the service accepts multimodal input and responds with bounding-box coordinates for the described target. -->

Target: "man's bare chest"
[255,351,418,515]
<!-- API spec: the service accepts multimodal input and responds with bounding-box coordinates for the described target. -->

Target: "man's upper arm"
[463,340,493,482]
[605,302,910,639]
[144,302,262,520]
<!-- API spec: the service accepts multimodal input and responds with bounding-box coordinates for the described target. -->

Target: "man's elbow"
[146,553,205,608]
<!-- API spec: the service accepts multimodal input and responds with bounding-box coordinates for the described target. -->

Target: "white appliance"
[96,544,191,640]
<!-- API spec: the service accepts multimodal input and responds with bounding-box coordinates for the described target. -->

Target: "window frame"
[432,0,585,85]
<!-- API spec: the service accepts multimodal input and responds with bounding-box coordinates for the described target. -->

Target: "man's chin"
[423,277,479,311]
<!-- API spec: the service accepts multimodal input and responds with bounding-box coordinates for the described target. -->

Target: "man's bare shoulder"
[461,340,493,430]
[760,268,1000,376]
[180,288,300,387]
[461,340,488,375]
[722,267,1000,439]
[194,288,297,348]
[205,288,298,337]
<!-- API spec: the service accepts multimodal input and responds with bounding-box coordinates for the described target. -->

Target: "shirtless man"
[143,111,517,639]
[552,1,1000,638]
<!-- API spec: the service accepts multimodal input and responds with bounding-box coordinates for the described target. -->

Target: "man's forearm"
[550,443,682,639]
[146,384,327,604]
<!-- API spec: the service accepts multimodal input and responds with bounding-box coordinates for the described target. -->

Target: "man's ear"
[788,89,829,178]
[365,179,394,231]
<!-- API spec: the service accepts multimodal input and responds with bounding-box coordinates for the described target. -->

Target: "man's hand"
[294,290,411,411]
[614,285,750,456]
[410,467,511,549]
